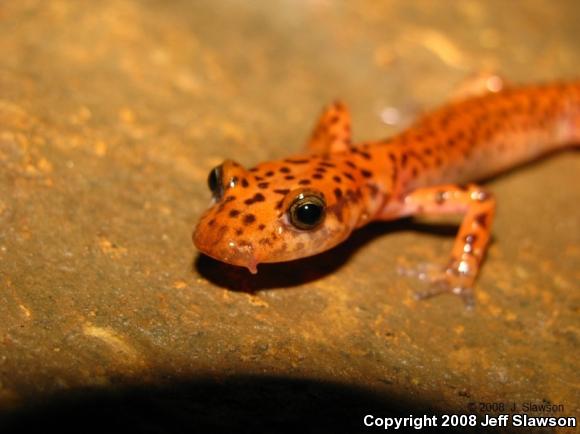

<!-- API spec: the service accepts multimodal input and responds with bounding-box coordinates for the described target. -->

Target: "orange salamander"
[193,79,580,305]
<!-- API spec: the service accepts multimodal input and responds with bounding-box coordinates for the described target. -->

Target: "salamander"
[193,79,580,305]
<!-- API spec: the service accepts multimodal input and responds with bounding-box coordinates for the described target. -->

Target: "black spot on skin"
[258,224,266,230]
[346,161,357,169]
[208,219,216,227]
[411,167,418,178]
[315,167,327,173]
[330,115,339,124]
[474,213,488,228]
[225,195,236,202]
[279,167,291,174]
[265,171,275,177]
[313,174,323,180]
[243,214,256,225]
[360,169,372,178]
[332,176,341,183]
[359,151,371,160]
[235,228,243,236]
[273,189,290,195]
[435,191,446,204]
[439,114,452,128]
[367,183,379,197]
[388,152,396,163]
[408,150,428,169]
[285,159,310,164]
[401,153,408,168]
[334,188,343,200]
[390,164,398,187]
[249,167,259,173]
[258,182,269,189]
[240,178,249,188]
[244,193,266,205]
[229,209,240,218]
[345,189,362,202]
[343,172,355,181]
[284,175,295,180]
[298,179,311,185]
[319,162,336,168]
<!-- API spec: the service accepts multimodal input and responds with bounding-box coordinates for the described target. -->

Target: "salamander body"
[193,80,580,304]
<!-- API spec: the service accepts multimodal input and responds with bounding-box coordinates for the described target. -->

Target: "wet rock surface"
[0,1,578,432]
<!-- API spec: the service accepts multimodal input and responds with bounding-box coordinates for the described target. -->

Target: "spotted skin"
[193,81,580,303]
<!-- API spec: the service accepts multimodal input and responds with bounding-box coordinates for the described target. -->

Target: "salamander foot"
[398,261,476,309]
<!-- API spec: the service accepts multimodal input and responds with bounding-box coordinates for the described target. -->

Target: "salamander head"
[193,157,362,273]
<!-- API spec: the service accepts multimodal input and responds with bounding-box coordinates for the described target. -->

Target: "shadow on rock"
[0,375,507,434]
[193,219,459,292]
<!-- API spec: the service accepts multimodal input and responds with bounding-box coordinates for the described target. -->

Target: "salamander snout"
[193,221,259,274]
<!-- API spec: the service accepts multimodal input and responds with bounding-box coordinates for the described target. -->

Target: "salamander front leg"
[396,184,496,308]
[305,101,352,154]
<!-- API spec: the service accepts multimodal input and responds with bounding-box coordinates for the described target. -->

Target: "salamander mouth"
[193,226,259,274]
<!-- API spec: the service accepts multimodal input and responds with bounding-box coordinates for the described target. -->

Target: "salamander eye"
[207,165,224,200]
[288,192,326,230]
